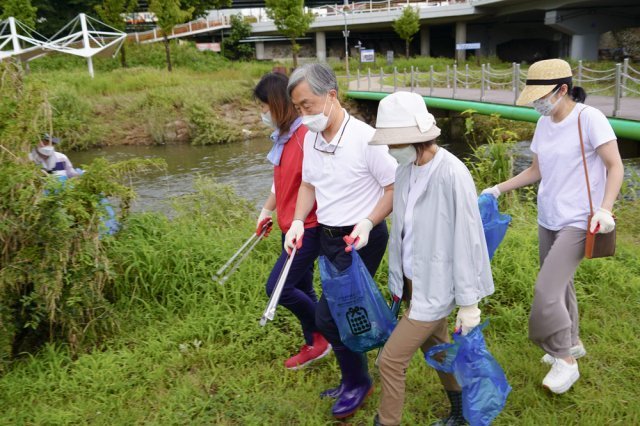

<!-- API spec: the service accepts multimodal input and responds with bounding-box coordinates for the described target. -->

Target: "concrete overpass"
[236,0,640,63]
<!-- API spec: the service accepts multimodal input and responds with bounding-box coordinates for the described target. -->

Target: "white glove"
[256,207,273,229]
[284,219,305,254]
[481,185,501,199]
[590,208,615,234]
[346,218,374,251]
[455,303,481,336]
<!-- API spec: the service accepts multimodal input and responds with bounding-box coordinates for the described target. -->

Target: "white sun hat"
[369,91,441,145]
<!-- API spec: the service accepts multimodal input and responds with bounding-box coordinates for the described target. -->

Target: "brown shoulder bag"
[578,108,616,259]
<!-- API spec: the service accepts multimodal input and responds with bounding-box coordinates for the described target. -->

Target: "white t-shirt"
[402,160,435,279]
[302,110,397,226]
[530,104,616,231]
[28,150,78,178]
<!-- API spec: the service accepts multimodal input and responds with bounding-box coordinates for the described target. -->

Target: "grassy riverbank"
[0,177,638,424]
[23,42,277,150]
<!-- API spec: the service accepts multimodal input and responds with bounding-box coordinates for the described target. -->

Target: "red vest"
[274,125,318,233]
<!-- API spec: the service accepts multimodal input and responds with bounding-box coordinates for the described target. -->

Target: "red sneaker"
[284,333,331,370]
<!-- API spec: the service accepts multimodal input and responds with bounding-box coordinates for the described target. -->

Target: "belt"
[320,224,354,238]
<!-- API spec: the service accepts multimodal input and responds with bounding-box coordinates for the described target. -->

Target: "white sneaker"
[542,358,580,394]
[541,343,586,365]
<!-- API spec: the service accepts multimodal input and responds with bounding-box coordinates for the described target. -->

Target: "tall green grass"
[0,172,638,424]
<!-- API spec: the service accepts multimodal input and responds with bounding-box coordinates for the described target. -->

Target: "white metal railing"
[321,0,465,16]
[348,59,640,117]
[128,15,229,44]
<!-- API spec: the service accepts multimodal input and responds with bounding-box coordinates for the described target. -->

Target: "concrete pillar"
[570,34,599,61]
[255,41,265,60]
[316,31,327,62]
[420,26,430,57]
[455,21,467,63]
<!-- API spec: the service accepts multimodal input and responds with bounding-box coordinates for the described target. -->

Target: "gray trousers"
[528,226,585,358]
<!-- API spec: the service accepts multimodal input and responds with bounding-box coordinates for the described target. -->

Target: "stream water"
[68,138,640,215]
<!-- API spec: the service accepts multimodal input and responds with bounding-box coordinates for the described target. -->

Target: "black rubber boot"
[430,390,467,426]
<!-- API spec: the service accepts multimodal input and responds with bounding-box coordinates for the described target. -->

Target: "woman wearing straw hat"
[482,59,624,394]
[370,91,495,426]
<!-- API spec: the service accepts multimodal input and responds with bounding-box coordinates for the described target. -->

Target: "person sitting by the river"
[28,133,80,179]
[285,63,397,419]
[253,72,330,370]
[369,92,494,426]
[482,58,624,394]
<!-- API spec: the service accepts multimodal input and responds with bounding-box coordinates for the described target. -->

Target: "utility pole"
[342,0,350,76]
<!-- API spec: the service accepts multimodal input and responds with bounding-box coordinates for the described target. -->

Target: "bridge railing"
[128,16,229,44]
[322,0,463,15]
[348,59,640,117]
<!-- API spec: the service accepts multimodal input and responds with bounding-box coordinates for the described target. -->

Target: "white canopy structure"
[0,17,49,62]
[0,13,126,78]
[45,13,126,77]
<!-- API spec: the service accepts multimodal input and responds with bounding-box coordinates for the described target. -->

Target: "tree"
[181,0,230,20]
[393,6,420,58]
[32,0,102,37]
[221,14,253,61]
[265,0,314,68]
[149,0,193,72]
[95,0,138,68]
[1,0,38,28]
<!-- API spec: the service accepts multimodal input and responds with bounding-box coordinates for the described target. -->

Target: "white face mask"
[532,88,562,116]
[301,95,333,133]
[261,111,275,128]
[37,146,54,157]
[389,146,417,165]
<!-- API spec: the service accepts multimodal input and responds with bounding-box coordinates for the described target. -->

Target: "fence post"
[404,67,408,87]
[380,67,384,91]
[415,67,419,88]
[410,66,415,92]
[367,68,372,91]
[446,64,450,89]
[481,64,485,102]
[453,64,457,99]
[613,63,622,117]
[153,28,157,41]
[357,68,360,90]
[622,58,629,97]
[429,65,434,97]
[394,67,398,92]
[486,63,491,90]
[465,63,469,89]
[512,62,517,105]
[515,63,521,105]
[135,32,139,43]
[577,60,583,87]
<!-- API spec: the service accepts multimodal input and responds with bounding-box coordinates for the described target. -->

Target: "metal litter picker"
[213,219,272,285]
[260,246,297,326]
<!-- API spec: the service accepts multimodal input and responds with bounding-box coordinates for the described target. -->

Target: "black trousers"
[315,221,389,349]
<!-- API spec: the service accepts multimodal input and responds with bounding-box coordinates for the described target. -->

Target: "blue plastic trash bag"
[319,250,397,352]
[425,321,511,426]
[478,194,511,260]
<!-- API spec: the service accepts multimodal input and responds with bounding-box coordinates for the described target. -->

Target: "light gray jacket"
[388,148,494,322]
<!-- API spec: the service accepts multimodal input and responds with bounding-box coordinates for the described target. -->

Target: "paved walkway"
[347,79,640,121]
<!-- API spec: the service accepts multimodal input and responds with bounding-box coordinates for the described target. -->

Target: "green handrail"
[346,91,640,141]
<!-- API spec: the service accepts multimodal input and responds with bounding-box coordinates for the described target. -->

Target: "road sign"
[456,42,481,50]
[361,49,375,63]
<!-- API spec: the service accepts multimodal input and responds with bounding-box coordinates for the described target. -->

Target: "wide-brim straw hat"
[516,59,573,106]
[370,91,441,145]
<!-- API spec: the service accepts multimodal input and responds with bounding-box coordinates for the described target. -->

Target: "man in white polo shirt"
[285,63,397,419]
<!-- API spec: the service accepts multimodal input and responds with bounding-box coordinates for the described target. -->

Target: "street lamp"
[329,2,350,76]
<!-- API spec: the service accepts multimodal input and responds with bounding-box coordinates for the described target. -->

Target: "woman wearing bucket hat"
[371,92,494,426]
[482,59,624,394]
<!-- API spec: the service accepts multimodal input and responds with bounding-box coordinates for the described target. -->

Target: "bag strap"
[577,107,594,217]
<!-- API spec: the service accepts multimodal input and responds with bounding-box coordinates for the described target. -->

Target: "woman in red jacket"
[253,73,330,369]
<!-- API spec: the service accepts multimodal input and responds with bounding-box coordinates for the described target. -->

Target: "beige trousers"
[377,308,460,426]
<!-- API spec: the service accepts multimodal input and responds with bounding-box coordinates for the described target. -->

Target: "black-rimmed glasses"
[313,115,351,155]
